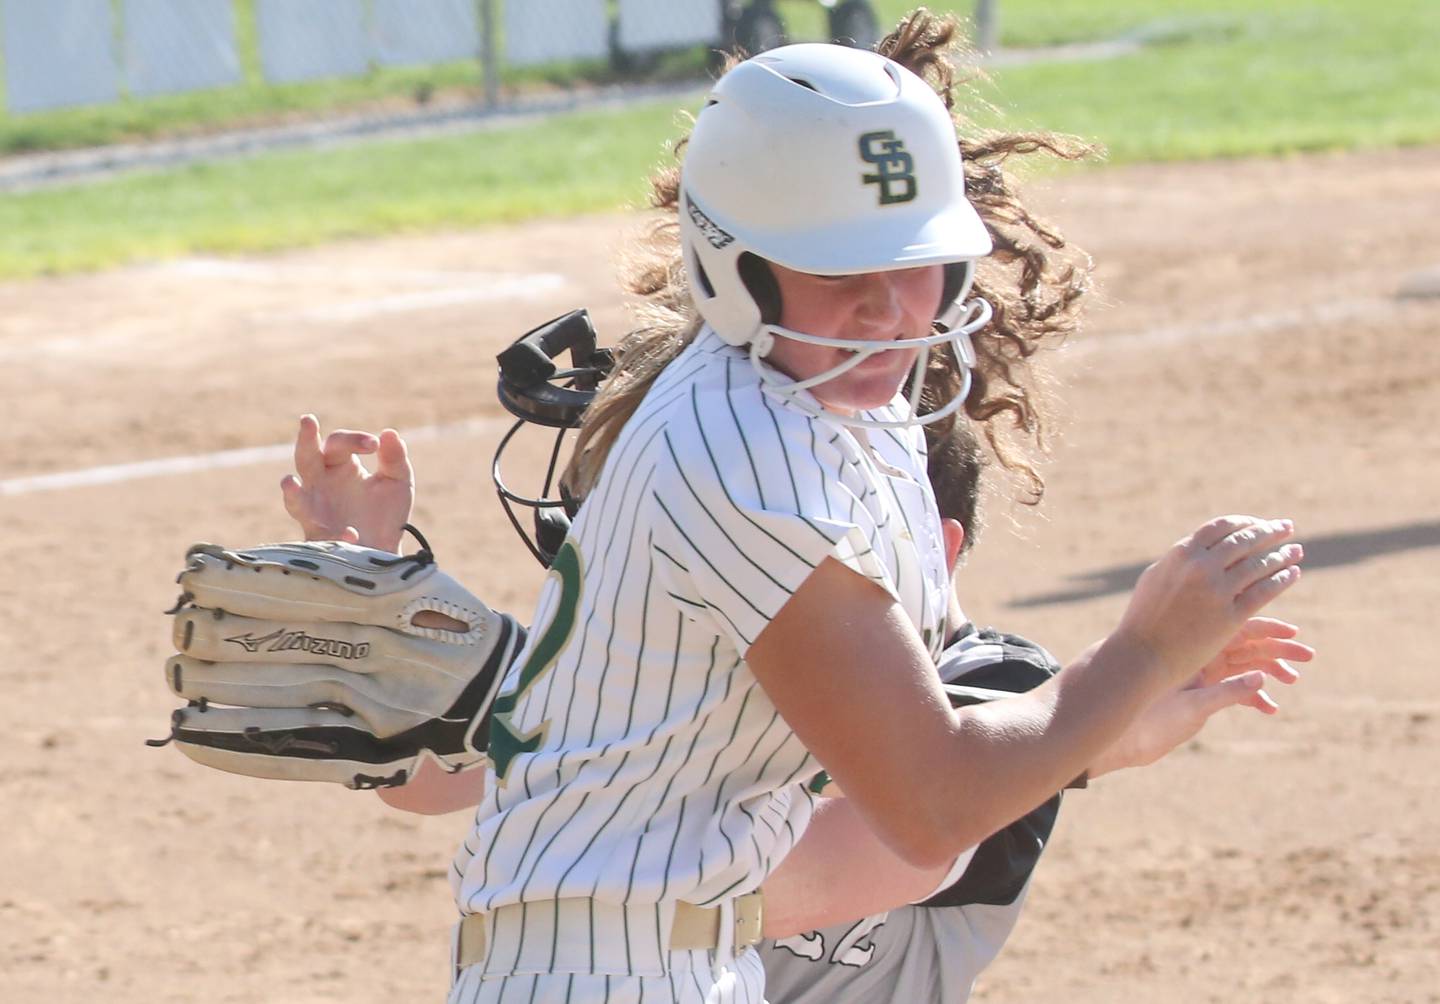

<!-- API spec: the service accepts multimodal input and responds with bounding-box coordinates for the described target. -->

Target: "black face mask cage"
[492,309,614,568]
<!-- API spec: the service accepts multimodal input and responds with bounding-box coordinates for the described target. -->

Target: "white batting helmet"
[678,42,994,428]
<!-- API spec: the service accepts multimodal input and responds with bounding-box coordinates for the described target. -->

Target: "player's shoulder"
[652,331,855,498]
[662,329,817,431]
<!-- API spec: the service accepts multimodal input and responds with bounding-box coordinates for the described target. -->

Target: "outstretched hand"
[279,414,414,552]
[1091,616,1314,777]
[1115,515,1305,691]
[1195,615,1310,709]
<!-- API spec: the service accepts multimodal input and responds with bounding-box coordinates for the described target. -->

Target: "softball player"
[444,40,1300,1003]
[440,42,984,1002]
[278,24,1303,1004]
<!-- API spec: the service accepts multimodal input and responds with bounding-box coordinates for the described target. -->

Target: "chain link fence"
[0,1,941,117]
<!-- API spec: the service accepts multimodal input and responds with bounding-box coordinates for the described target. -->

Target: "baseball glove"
[151,527,525,789]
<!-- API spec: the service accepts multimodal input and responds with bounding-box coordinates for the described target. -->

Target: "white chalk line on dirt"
[157,258,545,287]
[1070,296,1404,356]
[158,257,569,326]
[0,262,567,362]
[256,276,566,325]
[4,294,1428,499]
[0,417,512,498]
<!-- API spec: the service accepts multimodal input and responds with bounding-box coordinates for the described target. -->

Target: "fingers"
[1234,616,1300,641]
[1186,518,1298,576]
[1267,639,1313,663]
[374,428,414,484]
[294,414,325,483]
[1263,659,1302,685]
[1227,541,1304,592]
[1223,619,1311,659]
[1229,669,1280,715]
[1203,519,1303,614]
[1183,518,1305,618]
[1211,518,1295,564]
[1235,562,1302,618]
[1194,670,1278,719]
[323,428,379,468]
[1247,685,1280,715]
[1230,641,1311,668]
[1187,515,1272,551]
[1211,616,1313,689]
[279,472,312,528]
[295,414,381,471]
[1224,653,1308,683]
[1222,653,1305,686]
[280,472,304,507]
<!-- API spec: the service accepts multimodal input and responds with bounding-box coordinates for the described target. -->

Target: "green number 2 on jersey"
[489,539,583,783]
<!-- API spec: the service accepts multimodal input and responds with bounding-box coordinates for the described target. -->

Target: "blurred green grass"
[968,0,1440,160]
[0,96,683,277]
[0,1,1435,278]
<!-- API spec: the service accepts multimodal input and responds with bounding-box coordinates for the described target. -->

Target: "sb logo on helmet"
[859,131,917,205]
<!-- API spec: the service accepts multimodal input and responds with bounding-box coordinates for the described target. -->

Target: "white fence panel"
[1,0,120,112]
[616,0,719,52]
[255,0,369,84]
[503,0,608,68]
[373,0,480,67]
[123,0,241,98]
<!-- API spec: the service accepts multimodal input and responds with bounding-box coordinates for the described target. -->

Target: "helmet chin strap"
[747,295,991,430]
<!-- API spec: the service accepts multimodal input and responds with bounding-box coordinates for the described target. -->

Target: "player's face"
[764,263,946,415]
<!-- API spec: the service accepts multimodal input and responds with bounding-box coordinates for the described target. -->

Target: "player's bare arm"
[376,755,488,814]
[747,516,1303,868]
[758,614,1310,936]
[761,796,957,938]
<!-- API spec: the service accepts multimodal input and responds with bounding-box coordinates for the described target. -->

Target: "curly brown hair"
[564,8,1095,504]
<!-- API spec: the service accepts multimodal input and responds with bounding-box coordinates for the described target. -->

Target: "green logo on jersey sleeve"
[489,539,583,782]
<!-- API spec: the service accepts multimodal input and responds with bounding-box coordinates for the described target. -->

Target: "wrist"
[1092,630,1171,705]
[1086,741,1125,780]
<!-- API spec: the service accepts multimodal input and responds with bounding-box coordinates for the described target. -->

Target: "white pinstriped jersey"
[450,325,951,950]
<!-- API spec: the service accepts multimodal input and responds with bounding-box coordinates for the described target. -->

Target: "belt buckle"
[731,892,764,950]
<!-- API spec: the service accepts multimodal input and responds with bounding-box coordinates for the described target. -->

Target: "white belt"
[455,893,764,969]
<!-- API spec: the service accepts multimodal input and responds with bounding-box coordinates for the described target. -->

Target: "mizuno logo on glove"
[225,628,371,660]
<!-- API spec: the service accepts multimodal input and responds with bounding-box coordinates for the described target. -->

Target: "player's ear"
[941,518,965,574]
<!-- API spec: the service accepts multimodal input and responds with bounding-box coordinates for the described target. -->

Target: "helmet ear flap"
[689,247,716,300]
[935,260,978,332]
[738,253,782,325]
[939,262,966,318]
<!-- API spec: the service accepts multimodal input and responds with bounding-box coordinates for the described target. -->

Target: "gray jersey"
[759,628,1065,1004]
[762,889,1032,1004]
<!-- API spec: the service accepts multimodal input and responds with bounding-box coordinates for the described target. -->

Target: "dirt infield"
[3,146,1437,1003]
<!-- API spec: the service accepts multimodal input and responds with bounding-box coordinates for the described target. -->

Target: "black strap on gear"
[492,309,614,568]
[369,523,437,579]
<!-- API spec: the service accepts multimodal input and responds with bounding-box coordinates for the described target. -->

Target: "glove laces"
[368,523,436,580]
